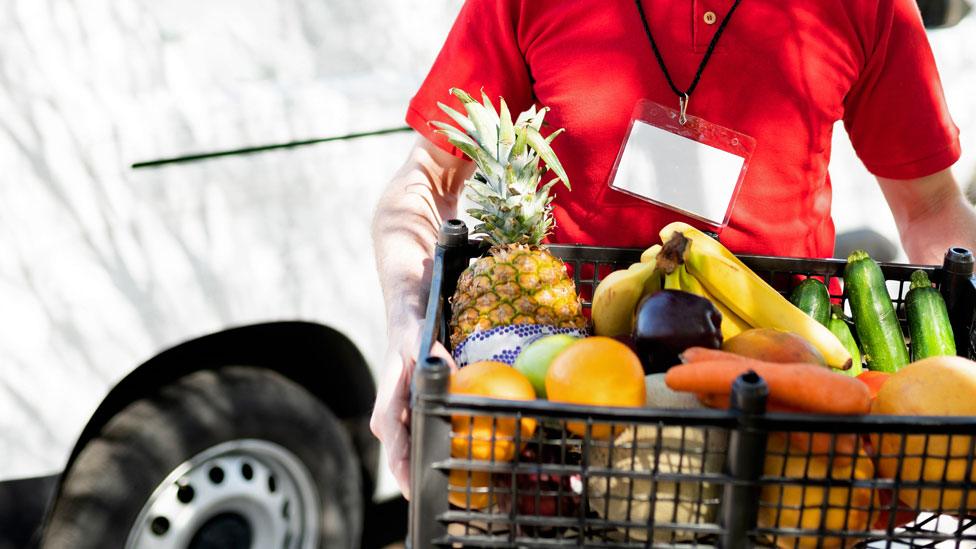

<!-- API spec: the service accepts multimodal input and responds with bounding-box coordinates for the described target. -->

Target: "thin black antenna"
[131,125,412,169]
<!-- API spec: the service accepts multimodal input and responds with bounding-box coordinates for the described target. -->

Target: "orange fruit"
[870,356,976,512]
[448,469,493,509]
[545,336,646,439]
[450,361,537,461]
[758,433,873,549]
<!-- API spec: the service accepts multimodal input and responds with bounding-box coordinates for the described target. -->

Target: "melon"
[584,375,726,542]
[870,356,976,512]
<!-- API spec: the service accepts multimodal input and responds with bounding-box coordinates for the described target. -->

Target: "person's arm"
[369,135,473,498]
[877,168,976,265]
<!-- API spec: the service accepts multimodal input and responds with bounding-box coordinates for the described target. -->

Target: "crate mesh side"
[439,404,731,548]
[434,400,976,548]
[753,427,976,549]
[425,243,976,547]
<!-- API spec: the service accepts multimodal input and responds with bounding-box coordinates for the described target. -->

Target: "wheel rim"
[125,439,320,549]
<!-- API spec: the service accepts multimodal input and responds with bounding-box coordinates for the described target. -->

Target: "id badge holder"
[608,99,756,231]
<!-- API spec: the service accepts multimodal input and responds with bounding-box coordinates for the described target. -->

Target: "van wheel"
[42,366,362,549]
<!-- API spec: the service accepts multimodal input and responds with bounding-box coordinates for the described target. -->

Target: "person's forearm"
[878,169,976,265]
[371,140,471,330]
[900,192,976,265]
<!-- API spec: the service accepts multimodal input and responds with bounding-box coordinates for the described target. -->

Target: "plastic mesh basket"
[408,220,976,548]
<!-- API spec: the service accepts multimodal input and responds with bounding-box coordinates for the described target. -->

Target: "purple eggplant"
[633,290,722,374]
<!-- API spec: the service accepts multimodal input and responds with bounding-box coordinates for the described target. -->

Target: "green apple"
[514,334,580,398]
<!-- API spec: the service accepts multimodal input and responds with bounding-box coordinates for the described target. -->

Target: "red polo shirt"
[407,0,960,258]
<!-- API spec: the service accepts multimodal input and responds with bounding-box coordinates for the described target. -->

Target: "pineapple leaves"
[497,98,516,162]
[451,88,498,160]
[436,102,476,136]
[545,128,565,144]
[528,106,548,131]
[509,124,528,160]
[464,179,498,202]
[524,126,570,191]
[429,120,474,145]
[435,87,571,246]
[480,90,501,126]
[449,87,478,105]
[539,178,559,199]
[514,105,538,128]
[433,123,503,180]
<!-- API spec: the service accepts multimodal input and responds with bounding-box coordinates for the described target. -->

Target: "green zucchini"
[828,305,863,377]
[844,250,909,373]
[905,270,956,361]
[789,278,831,326]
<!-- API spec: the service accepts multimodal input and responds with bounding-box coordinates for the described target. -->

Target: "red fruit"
[857,371,891,400]
[493,436,582,537]
[870,488,918,531]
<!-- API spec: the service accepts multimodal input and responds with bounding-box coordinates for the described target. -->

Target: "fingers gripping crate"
[409,219,976,548]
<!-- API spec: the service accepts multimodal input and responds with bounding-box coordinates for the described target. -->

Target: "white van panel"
[0,0,462,486]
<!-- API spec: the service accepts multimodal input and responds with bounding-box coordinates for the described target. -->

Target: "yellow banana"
[660,224,852,370]
[640,244,662,263]
[660,222,742,267]
[663,265,682,290]
[678,265,751,340]
[592,244,667,337]
[592,261,657,337]
[639,244,664,297]
[655,231,741,336]
[642,266,662,297]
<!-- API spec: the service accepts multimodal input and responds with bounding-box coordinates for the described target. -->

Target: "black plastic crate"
[408,219,976,548]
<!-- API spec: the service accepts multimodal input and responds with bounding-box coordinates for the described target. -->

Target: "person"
[370,0,976,498]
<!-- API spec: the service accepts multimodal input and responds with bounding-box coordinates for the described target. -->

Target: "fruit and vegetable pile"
[429,88,976,547]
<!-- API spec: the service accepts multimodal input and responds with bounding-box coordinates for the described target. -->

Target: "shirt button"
[704,11,717,24]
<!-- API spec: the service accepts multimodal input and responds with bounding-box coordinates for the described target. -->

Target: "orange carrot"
[697,392,806,413]
[785,432,859,458]
[680,347,751,364]
[666,360,871,415]
[696,392,725,409]
[697,393,860,458]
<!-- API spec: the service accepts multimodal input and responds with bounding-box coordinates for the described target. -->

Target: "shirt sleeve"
[406,0,534,158]
[842,0,960,180]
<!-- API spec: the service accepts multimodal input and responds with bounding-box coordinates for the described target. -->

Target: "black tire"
[42,366,362,549]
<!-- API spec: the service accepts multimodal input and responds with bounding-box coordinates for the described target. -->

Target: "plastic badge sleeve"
[607,99,756,231]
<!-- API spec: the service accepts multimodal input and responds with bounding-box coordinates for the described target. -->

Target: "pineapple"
[433,88,587,349]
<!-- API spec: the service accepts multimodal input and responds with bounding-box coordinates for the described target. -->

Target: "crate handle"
[941,247,976,359]
[408,356,452,548]
[721,371,769,549]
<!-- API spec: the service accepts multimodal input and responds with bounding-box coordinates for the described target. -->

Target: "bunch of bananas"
[662,262,751,341]
[590,245,662,338]
[592,222,853,370]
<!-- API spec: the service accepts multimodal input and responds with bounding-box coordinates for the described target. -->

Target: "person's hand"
[370,314,455,499]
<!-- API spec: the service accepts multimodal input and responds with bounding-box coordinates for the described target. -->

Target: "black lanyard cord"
[635,0,743,107]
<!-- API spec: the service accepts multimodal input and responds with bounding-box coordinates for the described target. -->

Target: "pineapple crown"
[433,88,570,247]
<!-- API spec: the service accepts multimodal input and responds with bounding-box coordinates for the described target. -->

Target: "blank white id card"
[608,100,755,229]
